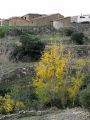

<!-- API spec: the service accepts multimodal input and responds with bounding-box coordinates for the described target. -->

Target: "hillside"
[0,26,90,119]
[0,27,90,80]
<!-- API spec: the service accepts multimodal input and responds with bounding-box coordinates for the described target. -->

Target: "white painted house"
[71,14,90,23]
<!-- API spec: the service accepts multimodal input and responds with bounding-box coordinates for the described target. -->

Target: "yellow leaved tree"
[33,45,86,108]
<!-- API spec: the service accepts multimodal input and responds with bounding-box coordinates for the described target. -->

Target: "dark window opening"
[80,16,85,18]
[24,17,26,19]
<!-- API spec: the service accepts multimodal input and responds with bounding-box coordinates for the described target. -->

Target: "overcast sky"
[0,0,90,19]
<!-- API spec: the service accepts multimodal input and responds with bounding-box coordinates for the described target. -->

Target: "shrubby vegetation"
[0,45,88,112]
[71,32,87,45]
[63,27,76,36]
[62,27,88,45]
[0,26,89,115]
[10,33,45,62]
[0,26,38,37]
[0,27,6,38]
[79,84,90,109]
[0,72,39,110]
[0,95,24,114]
[10,78,38,110]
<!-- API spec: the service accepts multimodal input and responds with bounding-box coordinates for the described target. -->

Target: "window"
[80,16,85,18]
[24,17,26,19]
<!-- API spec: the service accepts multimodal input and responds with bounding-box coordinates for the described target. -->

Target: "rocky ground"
[0,107,89,120]
[18,107,90,120]
[44,108,90,120]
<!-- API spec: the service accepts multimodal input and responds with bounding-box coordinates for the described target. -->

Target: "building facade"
[29,13,64,26]
[53,17,71,29]
[1,13,72,28]
[2,17,29,26]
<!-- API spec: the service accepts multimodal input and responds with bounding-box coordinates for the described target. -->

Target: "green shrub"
[81,74,90,89]
[0,88,11,96]
[6,27,36,36]
[71,32,86,45]
[0,27,6,38]
[79,84,90,109]
[85,74,90,85]
[10,34,45,61]
[63,27,75,36]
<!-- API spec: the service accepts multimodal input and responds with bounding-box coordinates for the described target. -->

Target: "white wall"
[53,21,63,30]
[71,15,90,23]
[77,15,90,23]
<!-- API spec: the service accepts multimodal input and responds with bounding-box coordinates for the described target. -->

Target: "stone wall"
[63,17,71,27]
[2,17,29,26]
[53,17,71,29]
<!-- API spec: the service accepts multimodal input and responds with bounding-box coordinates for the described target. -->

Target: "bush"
[76,47,88,57]
[0,95,14,114]
[71,32,86,45]
[9,77,38,110]
[0,27,6,38]
[0,88,11,96]
[15,101,25,111]
[79,84,90,109]
[0,95,25,114]
[63,27,75,36]
[81,74,90,89]
[10,34,45,62]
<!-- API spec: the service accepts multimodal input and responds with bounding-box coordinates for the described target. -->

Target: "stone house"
[29,13,64,26]
[1,13,71,28]
[2,17,29,26]
[53,17,71,29]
